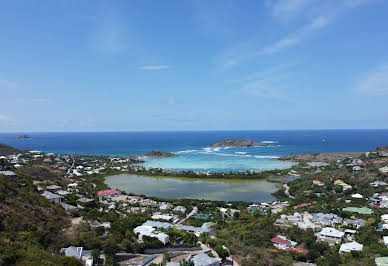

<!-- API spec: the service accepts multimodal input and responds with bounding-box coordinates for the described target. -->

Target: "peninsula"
[211,139,276,148]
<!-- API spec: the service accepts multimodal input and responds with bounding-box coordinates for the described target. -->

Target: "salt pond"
[105,174,279,202]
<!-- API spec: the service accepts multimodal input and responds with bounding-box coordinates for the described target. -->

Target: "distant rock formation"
[211,139,275,148]
[143,150,178,158]
[10,135,31,139]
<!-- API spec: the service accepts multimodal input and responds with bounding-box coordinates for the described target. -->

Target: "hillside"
[0,143,23,156]
[0,172,81,265]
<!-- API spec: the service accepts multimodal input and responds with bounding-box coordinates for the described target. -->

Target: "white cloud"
[0,79,20,88]
[0,114,8,121]
[257,15,330,55]
[167,97,177,105]
[139,65,170,70]
[88,5,129,55]
[268,0,314,20]
[234,65,295,101]
[17,98,49,103]
[355,65,388,95]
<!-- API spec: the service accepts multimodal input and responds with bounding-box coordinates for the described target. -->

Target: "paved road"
[175,206,198,225]
[283,183,294,199]
[67,156,75,175]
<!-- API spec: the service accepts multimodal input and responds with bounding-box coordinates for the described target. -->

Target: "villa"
[271,235,297,249]
[311,213,343,226]
[41,191,63,204]
[317,227,344,244]
[339,241,363,253]
[97,190,121,198]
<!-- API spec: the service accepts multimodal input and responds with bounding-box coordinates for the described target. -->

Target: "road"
[175,206,198,225]
[283,183,294,199]
[67,156,75,175]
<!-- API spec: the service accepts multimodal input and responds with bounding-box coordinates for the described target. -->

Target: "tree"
[91,249,100,263]
[180,260,194,266]
[214,245,229,260]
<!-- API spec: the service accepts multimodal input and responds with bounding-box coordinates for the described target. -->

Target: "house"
[351,193,363,199]
[271,235,297,249]
[61,246,83,259]
[61,246,92,265]
[285,247,308,255]
[339,183,352,191]
[342,207,373,215]
[143,220,172,230]
[173,205,187,213]
[41,191,63,203]
[190,252,220,266]
[317,227,344,244]
[379,166,388,174]
[133,225,170,244]
[60,202,78,212]
[339,241,363,253]
[312,180,324,186]
[151,214,173,221]
[97,190,121,198]
[352,166,362,171]
[174,224,211,236]
[384,236,388,247]
[56,190,71,196]
[343,219,366,228]
[370,181,388,188]
[334,179,344,185]
[382,214,388,223]
[0,170,17,180]
[280,212,302,223]
[46,185,62,192]
[311,213,343,226]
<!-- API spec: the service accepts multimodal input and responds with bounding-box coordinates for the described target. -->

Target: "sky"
[0,0,388,132]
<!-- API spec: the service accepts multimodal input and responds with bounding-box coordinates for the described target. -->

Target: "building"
[317,227,344,244]
[271,235,297,249]
[190,253,220,266]
[174,224,211,236]
[133,225,170,244]
[280,212,302,223]
[379,166,388,174]
[343,219,366,228]
[311,213,343,226]
[41,191,63,203]
[342,207,373,215]
[46,185,62,192]
[370,181,388,188]
[61,246,93,265]
[351,193,363,199]
[97,190,121,198]
[151,214,173,221]
[143,220,172,230]
[339,241,363,253]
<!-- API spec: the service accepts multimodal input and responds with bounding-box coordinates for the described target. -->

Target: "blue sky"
[0,0,388,132]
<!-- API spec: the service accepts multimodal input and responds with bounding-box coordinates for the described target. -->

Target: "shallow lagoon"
[105,174,279,202]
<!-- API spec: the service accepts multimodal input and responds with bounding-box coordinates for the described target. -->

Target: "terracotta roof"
[271,237,291,245]
[285,247,308,254]
[97,190,120,196]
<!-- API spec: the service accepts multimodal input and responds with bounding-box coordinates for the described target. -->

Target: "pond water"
[104,174,279,202]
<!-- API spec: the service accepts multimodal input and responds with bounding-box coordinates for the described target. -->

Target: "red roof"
[131,196,143,200]
[285,247,308,254]
[271,237,291,245]
[97,190,120,196]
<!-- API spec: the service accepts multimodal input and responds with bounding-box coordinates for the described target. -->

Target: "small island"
[10,135,31,140]
[211,139,276,148]
[142,150,178,158]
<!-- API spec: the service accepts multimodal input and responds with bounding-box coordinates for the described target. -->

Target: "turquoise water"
[105,174,279,202]
[2,130,388,172]
[142,147,294,172]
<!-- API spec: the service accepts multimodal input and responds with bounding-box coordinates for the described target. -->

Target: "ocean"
[1,130,388,172]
